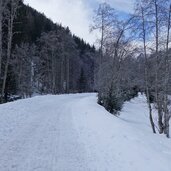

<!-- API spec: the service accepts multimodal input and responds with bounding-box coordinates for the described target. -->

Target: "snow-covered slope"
[0,93,171,171]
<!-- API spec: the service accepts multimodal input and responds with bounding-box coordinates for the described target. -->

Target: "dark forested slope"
[0,1,97,102]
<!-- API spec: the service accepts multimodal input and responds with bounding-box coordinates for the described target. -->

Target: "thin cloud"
[100,0,134,12]
[24,0,134,44]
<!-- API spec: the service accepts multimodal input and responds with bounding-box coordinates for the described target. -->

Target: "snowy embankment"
[0,93,171,171]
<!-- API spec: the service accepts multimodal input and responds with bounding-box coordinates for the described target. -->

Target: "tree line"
[92,0,171,138]
[0,0,97,102]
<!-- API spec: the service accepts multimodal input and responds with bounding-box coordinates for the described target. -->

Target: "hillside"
[0,1,97,101]
[0,93,170,171]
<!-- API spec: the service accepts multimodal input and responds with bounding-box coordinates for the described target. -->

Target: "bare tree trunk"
[141,6,156,133]
[60,57,64,93]
[52,51,56,94]
[1,16,13,103]
[1,0,20,102]
[47,52,51,93]
[100,12,104,67]
[30,60,34,97]
[163,4,171,138]
[18,58,22,94]
[66,57,70,93]
[97,11,105,103]
[0,0,2,80]
[154,0,163,134]
[0,0,6,80]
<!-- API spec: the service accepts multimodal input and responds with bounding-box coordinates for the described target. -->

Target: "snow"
[0,93,171,171]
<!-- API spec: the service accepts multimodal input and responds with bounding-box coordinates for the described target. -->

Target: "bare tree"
[1,0,21,102]
[92,2,137,114]
[0,0,3,79]
[132,0,171,137]
[133,3,156,133]
[144,0,171,136]
[0,0,8,84]
[91,3,117,104]
[163,4,171,138]
[91,3,116,65]
[153,0,164,134]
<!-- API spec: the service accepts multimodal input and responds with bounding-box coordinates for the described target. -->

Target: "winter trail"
[0,93,171,171]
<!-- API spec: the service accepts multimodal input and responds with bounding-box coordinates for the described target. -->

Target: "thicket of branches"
[92,0,171,138]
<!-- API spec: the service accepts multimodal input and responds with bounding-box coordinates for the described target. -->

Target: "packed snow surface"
[0,93,171,171]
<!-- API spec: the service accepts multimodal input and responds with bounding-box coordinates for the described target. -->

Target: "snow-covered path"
[0,93,171,171]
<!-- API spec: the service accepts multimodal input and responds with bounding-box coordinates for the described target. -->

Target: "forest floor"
[0,93,171,171]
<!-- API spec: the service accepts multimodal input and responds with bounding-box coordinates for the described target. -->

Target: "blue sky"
[24,0,135,44]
